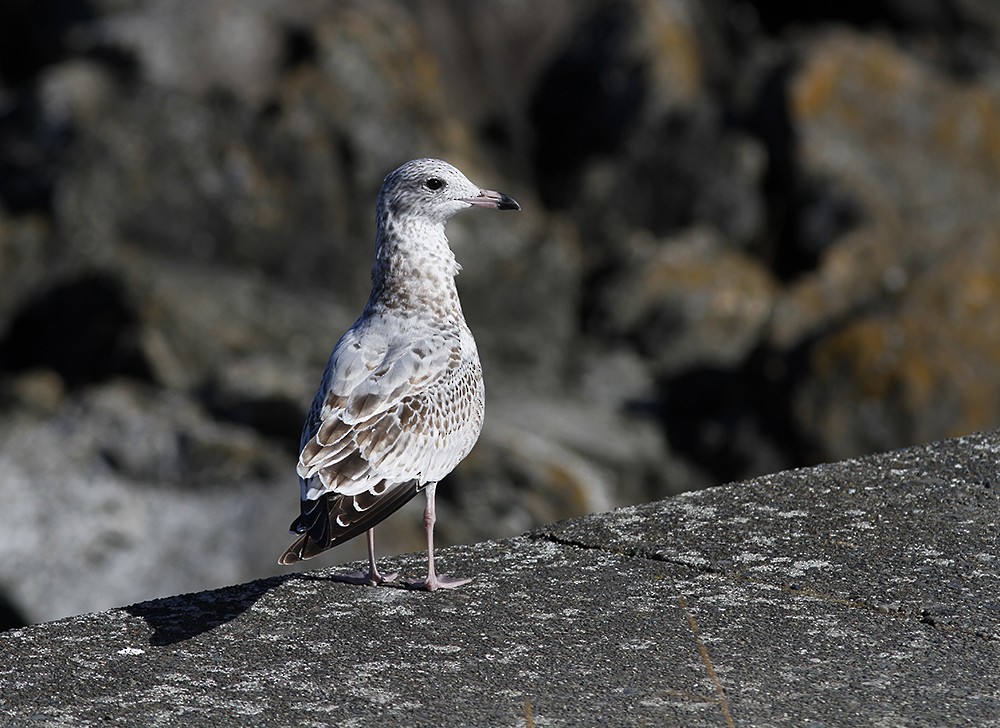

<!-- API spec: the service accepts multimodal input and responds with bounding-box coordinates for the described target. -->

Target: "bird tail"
[276,480,422,566]
[278,532,328,565]
[277,492,331,565]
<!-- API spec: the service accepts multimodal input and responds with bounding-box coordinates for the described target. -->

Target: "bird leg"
[332,528,397,586]
[407,482,471,591]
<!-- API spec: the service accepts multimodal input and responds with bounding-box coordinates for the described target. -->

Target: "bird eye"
[425,177,445,191]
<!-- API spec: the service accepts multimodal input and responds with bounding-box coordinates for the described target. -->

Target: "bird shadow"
[293,570,418,590]
[124,573,296,646]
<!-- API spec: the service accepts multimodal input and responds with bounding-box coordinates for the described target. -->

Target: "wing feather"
[292,315,464,551]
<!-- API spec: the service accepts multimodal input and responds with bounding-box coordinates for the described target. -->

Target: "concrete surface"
[1,431,998,726]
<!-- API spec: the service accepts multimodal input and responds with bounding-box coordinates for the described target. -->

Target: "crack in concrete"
[530,530,1000,644]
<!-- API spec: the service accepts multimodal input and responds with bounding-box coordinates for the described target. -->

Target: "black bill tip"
[496,192,520,211]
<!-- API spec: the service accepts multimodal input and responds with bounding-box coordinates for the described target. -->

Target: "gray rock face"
[0,432,996,726]
[0,381,288,624]
[3,1,1000,626]
[600,226,777,376]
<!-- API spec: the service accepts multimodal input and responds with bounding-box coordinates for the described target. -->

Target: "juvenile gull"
[278,158,519,591]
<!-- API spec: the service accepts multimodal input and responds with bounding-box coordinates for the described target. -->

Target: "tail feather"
[276,481,422,566]
[278,532,329,565]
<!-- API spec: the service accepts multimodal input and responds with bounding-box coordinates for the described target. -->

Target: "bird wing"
[297,315,461,498]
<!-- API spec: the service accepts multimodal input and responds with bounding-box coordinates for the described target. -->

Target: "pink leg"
[407,483,470,591]
[332,528,397,586]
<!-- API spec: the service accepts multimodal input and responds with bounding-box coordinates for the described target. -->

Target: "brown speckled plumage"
[278,159,519,590]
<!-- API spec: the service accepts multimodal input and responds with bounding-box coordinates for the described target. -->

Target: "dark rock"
[0,213,62,321]
[56,380,290,487]
[89,1,287,107]
[0,368,66,416]
[599,226,776,376]
[0,0,93,88]
[578,108,768,254]
[779,31,1000,460]
[529,2,648,208]
[0,271,152,390]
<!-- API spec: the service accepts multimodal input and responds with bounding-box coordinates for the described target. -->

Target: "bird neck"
[367,213,464,321]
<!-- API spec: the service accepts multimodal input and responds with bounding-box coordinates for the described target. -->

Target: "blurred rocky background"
[2,0,1000,628]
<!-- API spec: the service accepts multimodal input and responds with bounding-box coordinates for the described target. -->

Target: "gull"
[278,158,519,591]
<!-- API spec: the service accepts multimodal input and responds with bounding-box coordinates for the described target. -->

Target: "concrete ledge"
[1,433,998,726]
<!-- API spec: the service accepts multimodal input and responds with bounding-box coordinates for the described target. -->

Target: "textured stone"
[1,432,997,726]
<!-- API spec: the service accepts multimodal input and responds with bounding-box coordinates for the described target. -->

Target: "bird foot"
[406,574,472,591]
[332,569,398,587]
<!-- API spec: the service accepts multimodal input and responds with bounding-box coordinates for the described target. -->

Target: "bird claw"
[332,569,398,587]
[405,574,472,591]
